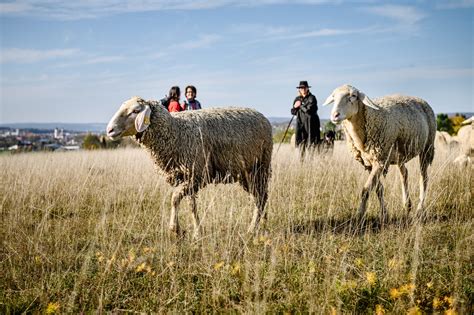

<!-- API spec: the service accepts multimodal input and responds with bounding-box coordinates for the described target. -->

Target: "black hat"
[296,81,311,88]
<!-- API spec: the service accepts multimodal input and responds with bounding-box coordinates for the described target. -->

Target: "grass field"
[1,142,472,313]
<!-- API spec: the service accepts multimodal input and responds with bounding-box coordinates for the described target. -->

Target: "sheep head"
[323,84,379,124]
[106,96,151,140]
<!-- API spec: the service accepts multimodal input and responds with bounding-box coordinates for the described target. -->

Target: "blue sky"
[1,0,473,123]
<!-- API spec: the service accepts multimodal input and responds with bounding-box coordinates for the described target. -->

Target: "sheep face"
[323,85,379,124]
[106,97,151,140]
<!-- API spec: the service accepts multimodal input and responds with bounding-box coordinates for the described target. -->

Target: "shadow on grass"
[291,212,452,236]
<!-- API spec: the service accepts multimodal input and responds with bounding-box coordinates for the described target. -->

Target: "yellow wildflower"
[444,296,455,307]
[213,261,225,271]
[34,256,42,264]
[433,297,442,309]
[366,272,377,286]
[406,306,421,315]
[426,281,433,288]
[46,302,60,314]
[308,261,316,274]
[444,309,457,315]
[375,304,385,315]
[355,258,364,267]
[390,288,401,299]
[167,261,175,268]
[231,262,241,275]
[399,283,415,294]
[96,251,104,263]
[134,262,152,274]
[136,262,147,273]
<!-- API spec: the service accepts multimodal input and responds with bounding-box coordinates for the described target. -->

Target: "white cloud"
[0,2,32,13]
[0,48,78,63]
[0,0,353,20]
[365,4,426,25]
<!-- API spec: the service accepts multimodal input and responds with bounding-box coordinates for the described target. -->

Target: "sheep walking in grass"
[106,97,273,238]
[323,85,436,222]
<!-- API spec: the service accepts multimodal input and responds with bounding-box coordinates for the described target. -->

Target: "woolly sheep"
[455,119,473,157]
[106,97,273,238]
[323,85,436,222]
[435,131,459,152]
[452,117,473,167]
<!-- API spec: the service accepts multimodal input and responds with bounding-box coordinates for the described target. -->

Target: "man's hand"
[294,100,302,108]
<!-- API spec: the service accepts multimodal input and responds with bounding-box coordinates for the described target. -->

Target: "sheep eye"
[132,108,141,114]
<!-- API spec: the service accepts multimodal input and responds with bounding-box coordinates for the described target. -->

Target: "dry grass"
[1,142,472,313]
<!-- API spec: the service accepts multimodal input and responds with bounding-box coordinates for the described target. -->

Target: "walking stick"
[276,115,295,153]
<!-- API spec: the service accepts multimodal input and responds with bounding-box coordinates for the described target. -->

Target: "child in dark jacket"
[183,85,202,110]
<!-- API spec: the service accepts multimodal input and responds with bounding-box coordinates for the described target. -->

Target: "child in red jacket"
[167,86,184,112]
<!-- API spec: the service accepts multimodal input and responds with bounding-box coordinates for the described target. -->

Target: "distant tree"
[82,133,101,150]
[436,113,453,134]
[450,113,466,135]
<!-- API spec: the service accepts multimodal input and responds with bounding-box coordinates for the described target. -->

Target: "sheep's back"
[367,95,435,162]
[172,107,273,176]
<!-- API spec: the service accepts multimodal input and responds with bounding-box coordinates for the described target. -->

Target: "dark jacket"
[291,92,320,146]
[293,92,318,116]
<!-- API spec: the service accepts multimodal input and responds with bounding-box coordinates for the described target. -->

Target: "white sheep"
[452,117,473,167]
[323,85,436,222]
[106,97,273,238]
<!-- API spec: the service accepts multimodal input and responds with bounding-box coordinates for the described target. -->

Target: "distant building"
[54,128,64,140]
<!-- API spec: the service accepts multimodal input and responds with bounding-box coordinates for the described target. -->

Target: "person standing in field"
[167,86,183,112]
[183,85,202,110]
[291,80,321,155]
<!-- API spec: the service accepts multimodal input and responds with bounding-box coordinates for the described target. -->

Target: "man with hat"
[291,80,321,154]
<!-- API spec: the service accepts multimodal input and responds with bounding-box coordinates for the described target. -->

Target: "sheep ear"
[322,93,334,106]
[135,105,151,132]
[359,92,379,110]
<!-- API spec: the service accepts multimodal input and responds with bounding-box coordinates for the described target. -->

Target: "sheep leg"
[248,201,267,233]
[415,160,429,219]
[190,195,201,239]
[398,164,412,213]
[248,177,269,234]
[375,181,388,224]
[170,188,185,235]
[357,164,382,220]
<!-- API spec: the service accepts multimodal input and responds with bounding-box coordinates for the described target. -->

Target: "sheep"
[435,131,459,153]
[106,96,273,238]
[455,119,473,157]
[452,117,473,167]
[322,85,436,222]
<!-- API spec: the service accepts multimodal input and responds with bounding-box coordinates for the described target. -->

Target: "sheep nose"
[107,127,114,134]
[333,112,340,119]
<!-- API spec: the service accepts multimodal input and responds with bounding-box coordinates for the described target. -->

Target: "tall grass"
[1,143,472,313]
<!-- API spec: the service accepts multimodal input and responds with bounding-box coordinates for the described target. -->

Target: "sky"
[0,0,473,123]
